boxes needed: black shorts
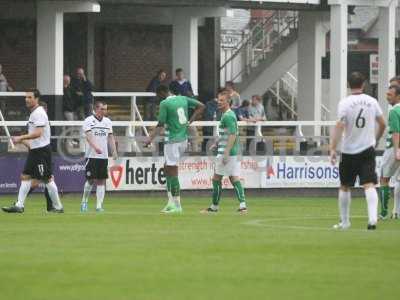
[85,158,108,180]
[23,145,53,181]
[339,147,377,187]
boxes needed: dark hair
[348,72,365,89]
[94,100,104,109]
[225,81,235,88]
[26,88,41,99]
[157,69,166,76]
[241,100,250,107]
[389,85,400,96]
[390,76,400,84]
[175,68,183,74]
[217,87,230,95]
[156,85,170,95]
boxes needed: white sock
[82,181,93,204]
[394,181,400,214]
[365,187,378,225]
[338,190,351,225]
[210,204,219,210]
[167,191,173,206]
[15,180,32,208]
[46,181,63,210]
[239,202,247,209]
[173,196,181,208]
[96,185,105,209]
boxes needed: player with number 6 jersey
[330,72,386,230]
[145,85,205,213]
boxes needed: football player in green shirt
[379,85,400,219]
[145,85,204,213]
[201,88,247,214]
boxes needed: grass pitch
[0,194,399,300]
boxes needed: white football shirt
[83,115,113,159]
[338,93,383,154]
[28,106,51,149]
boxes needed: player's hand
[330,149,337,165]
[396,149,400,161]
[95,147,102,154]
[11,136,22,144]
[209,143,217,151]
[222,154,229,165]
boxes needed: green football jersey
[386,103,400,149]
[217,109,239,156]
[158,95,201,143]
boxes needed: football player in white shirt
[2,89,64,213]
[80,101,117,212]
[330,72,386,230]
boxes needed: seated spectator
[145,69,167,120]
[202,95,221,152]
[169,68,194,97]
[247,95,267,153]
[225,81,241,109]
[0,64,13,92]
[63,75,77,121]
[235,100,251,121]
[71,67,94,118]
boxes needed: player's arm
[388,110,400,160]
[329,120,345,166]
[222,116,238,164]
[375,115,386,144]
[145,101,166,146]
[187,98,205,124]
[12,127,44,144]
[108,134,118,160]
[85,131,102,154]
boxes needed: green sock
[170,176,180,197]
[212,180,222,206]
[232,181,246,204]
[379,185,390,216]
[166,176,172,193]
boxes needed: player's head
[386,85,400,105]
[156,85,171,100]
[39,101,48,113]
[76,67,85,80]
[25,88,41,110]
[348,72,365,90]
[251,95,262,105]
[217,87,231,111]
[93,101,106,118]
[175,68,184,80]
[389,75,400,87]
[157,69,167,81]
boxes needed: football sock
[44,187,53,211]
[232,181,246,205]
[212,180,222,207]
[96,185,105,209]
[81,181,93,203]
[46,181,63,210]
[394,181,400,214]
[170,176,181,208]
[16,180,32,208]
[379,185,390,216]
[365,187,378,225]
[338,190,351,225]
[166,176,173,206]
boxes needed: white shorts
[214,155,241,177]
[381,148,400,178]
[164,140,188,166]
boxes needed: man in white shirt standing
[330,72,386,230]
[80,101,117,213]
[2,89,64,213]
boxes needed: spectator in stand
[225,81,241,109]
[169,68,199,152]
[169,68,194,97]
[63,75,76,121]
[71,67,94,118]
[202,95,222,152]
[0,64,13,92]
[146,69,167,120]
[235,100,251,121]
[247,95,267,153]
